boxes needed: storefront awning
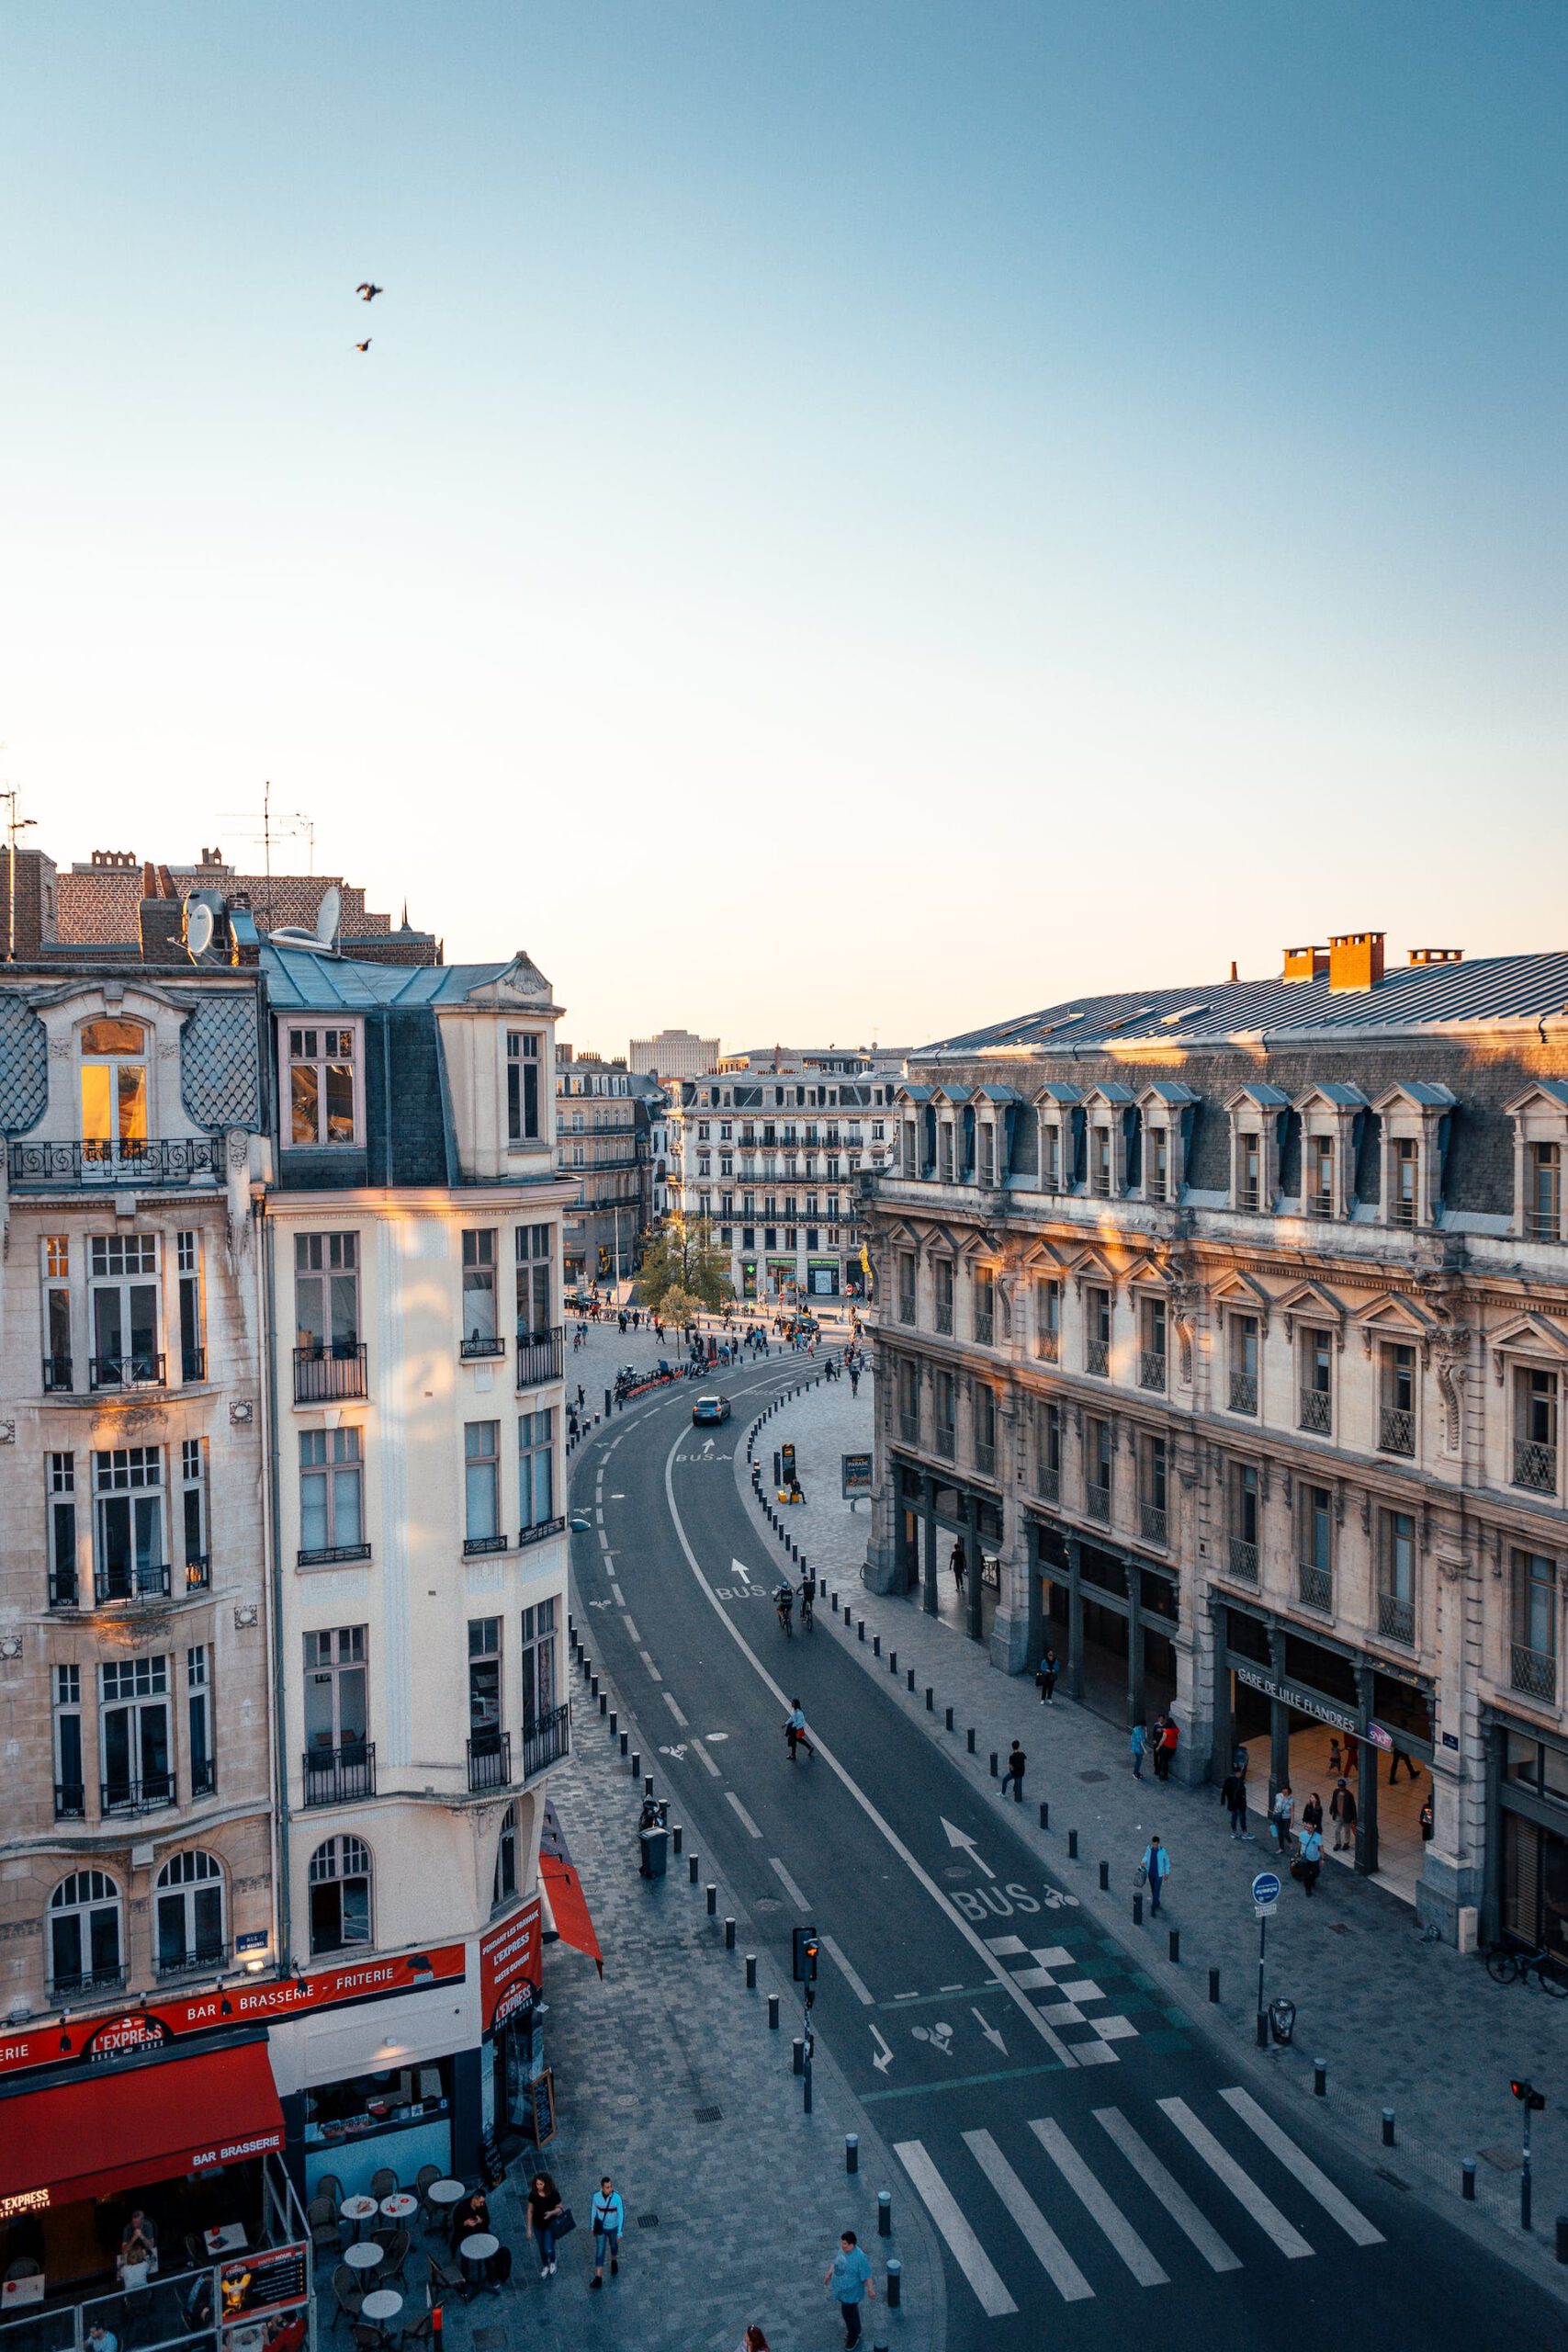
[539,1800,604,1978]
[0,2037,284,2212]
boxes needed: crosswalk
[984,1930,1148,2065]
[896,2086,1383,2316]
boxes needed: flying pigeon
[355,339,371,353]
[356,283,384,302]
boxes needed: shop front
[740,1260,758,1301]
[477,1898,544,2143]
[888,1457,1002,1645]
[765,1256,795,1300]
[1214,1601,1436,1899]
[807,1257,840,1298]
[1030,1518,1179,1732]
[1488,1716,1568,1962]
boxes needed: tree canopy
[636,1216,734,1318]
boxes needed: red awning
[0,2039,284,2210]
[540,1850,603,1978]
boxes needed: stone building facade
[864,935,1568,1951]
[555,1053,660,1286]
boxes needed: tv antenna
[218,783,319,926]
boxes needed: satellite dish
[186,901,215,957]
[315,886,342,947]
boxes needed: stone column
[1066,1536,1085,1702]
[1419,1537,1484,1944]
[1353,1656,1378,1876]
[966,1491,985,1645]
[922,1475,940,1616]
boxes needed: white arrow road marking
[732,1559,754,1587]
[971,2007,1008,2055]
[941,1817,997,1880]
[701,1438,715,1457]
[870,2025,895,2075]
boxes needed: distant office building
[629,1027,720,1081]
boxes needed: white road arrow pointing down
[941,1816,997,1879]
[971,2007,1009,2055]
[870,2024,895,2075]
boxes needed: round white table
[459,2232,499,2290]
[426,2179,466,2209]
[340,2195,379,2239]
[378,2194,418,2222]
[360,2290,403,2324]
[344,2243,384,2273]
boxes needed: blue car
[692,1394,731,1426]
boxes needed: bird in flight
[356,283,384,302]
[355,339,371,353]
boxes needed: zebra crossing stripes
[1218,2087,1385,2246]
[1156,2098,1314,2256]
[961,2130,1093,2302]
[1092,2107,1243,2273]
[894,2139,1018,2318]
[1028,2118,1168,2286]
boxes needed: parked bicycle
[1484,1942,1567,1996]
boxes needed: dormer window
[1238,1133,1261,1212]
[1226,1084,1287,1214]
[1148,1126,1169,1203]
[1308,1135,1334,1220]
[1043,1123,1062,1192]
[1529,1144,1562,1243]
[80,1018,148,1163]
[1090,1126,1112,1199]
[287,1025,360,1148]
[1392,1138,1419,1228]
[1373,1081,1454,1231]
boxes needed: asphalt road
[570,1364,1564,2350]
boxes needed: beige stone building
[866,933,1568,1951]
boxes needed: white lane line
[1219,2088,1384,2246]
[821,1934,874,2007]
[639,1649,662,1681]
[594,1509,604,1526]
[1157,2098,1314,2256]
[692,1740,721,1778]
[663,1426,1078,2067]
[726,1792,763,1839]
[622,1614,641,1641]
[894,2141,1018,2318]
[663,1691,689,1726]
[961,2128,1092,2302]
[1029,2119,1168,2286]
[611,1583,626,1604]
[611,1492,626,1498]
[1093,2109,1241,2273]
[770,1857,809,1908]
[597,1530,610,1551]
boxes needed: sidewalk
[731,1367,1568,2295]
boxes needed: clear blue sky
[3,4,1562,1050]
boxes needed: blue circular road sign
[1252,1871,1281,1907]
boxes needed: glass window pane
[325,1062,355,1143]
[116,1063,148,1141]
[291,1064,319,1145]
[81,1064,112,1142]
[332,1465,362,1546]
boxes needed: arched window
[79,1018,149,1164]
[492,1804,518,1909]
[154,1849,226,1977]
[309,1836,371,1955]
[49,1870,123,1994]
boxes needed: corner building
[865,935,1568,1951]
[262,943,575,2196]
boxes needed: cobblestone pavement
[728,1357,1568,2299]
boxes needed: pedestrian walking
[1036,1645,1059,1705]
[525,2174,565,2276]
[824,2231,874,2349]
[1130,1722,1147,1781]
[1389,1745,1417,1786]
[1140,1833,1171,1917]
[1419,1787,1435,1842]
[1302,1790,1324,1839]
[737,2329,771,2352]
[1329,1774,1358,1851]
[1296,1823,1324,1895]
[950,1541,966,1595]
[1159,1716,1180,1780]
[1270,1782,1294,1853]
[1000,1740,1026,1801]
[1220,1767,1253,1839]
[1326,1737,1343,1781]
[1149,1713,1170,1781]
[784,1701,816,1761]
[589,2177,624,2288]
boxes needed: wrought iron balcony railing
[44,1352,73,1394]
[974,1312,994,1347]
[1377,1589,1416,1645]
[974,1440,997,1479]
[1228,1373,1258,1415]
[467,1732,513,1792]
[90,1351,166,1391]
[460,1334,505,1360]
[1297,1561,1334,1615]
[1379,1407,1416,1456]
[95,1561,172,1605]
[1514,1439,1558,1495]
[519,1702,570,1781]
[1140,1501,1168,1547]
[1037,1464,1060,1502]
[302,1741,377,1805]
[101,1772,176,1815]
[297,1542,372,1567]
[53,1781,86,1819]
[1138,1350,1167,1393]
[516,1326,564,1387]
[1510,1643,1556,1703]
[1085,1339,1110,1377]
[49,1962,126,1997]
[463,1532,510,1556]
[157,1941,229,1981]
[1228,1535,1258,1582]
[933,1424,955,1460]
[1086,1481,1111,1523]
[9,1137,222,1187]
[1299,1386,1332,1435]
[519,1515,565,1549]
[934,1302,953,1336]
[294,1342,367,1403]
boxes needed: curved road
[570,1363,1562,2350]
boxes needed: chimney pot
[1408,945,1462,967]
[1327,931,1385,992]
[1281,944,1329,983]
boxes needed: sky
[2,4,1563,1054]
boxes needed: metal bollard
[1382,2109,1395,2147]
[689,1855,699,1884]
[746,1953,757,1989]
[1314,2058,1326,2097]
[1067,1829,1078,1860]
[926,1687,934,1711]
[873,1635,881,1658]
[1099,1861,1110,1892]
[644,1775,654,1797]
[1554,2209,1566,2259]
[725,1917,736,1951]
[1209,1966,1221,2005]
[858,1620,866,1644]
[1133,1892,1144,1928]
[990,1751,998,1778]
[945,1707,954,1731]
[1461,2159,1476,2201]
[672,1824,682,1855]
[889,1651,897,1674]
[630,1751,640,1779]
[886,2258,901,2310]
[1040,1800,1050,1830]
[793,2037,805,2076]
[619,1733,629,1758]
[609,1710,617,1736]
[908,1668,916,1692]
[877,2190,892,2238]
[967,1727,976,1754]
[832,1593,840,1613]
[846,2134,859,2175]
[1168,1928,1180,1965]
[591,1675,600,1699]
[768,1994,780,2030]
[706,1883,716,1917]
[598,1691,607,1716]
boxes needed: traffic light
[598,1245,612,1275]
[792,1927,819,1983]
[1512,2078,1546,2110]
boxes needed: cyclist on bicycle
[775,1581,795,1635]
[783,1700,816,1761]
[799,1576,816,1630]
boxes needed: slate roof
[261,944,521,1010]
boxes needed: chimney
[1408,945,1462,967]
[1282,944,1329,983]
[1227,960,1238,983]
[1327,931,1385,992]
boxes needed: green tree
[636,1216,734,1317]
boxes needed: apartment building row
[0,877,580,2270]
[554,1049,667,1286]
[863,933,1568,1954]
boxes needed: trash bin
[1269,1997,1296,2046]
[639,1827,669,1880]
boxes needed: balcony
[1379,1407,1416,1457]
[1299,1386,1332,1436]
[95,1561,172,1605]
[1138,1350,1167,1393]
[1228,1373,1258,1415]
[463,1532,510,1557]
[90,1351,166,1392]
[48,1568,81,1610]
[191,1757,217,1798]
[934,1301,953,1336]
[974,1312,995,1347]
[516,1326,564,1387]
[53,1780,85,1818]
[897,1296,917,1328]
[1228,1535,1258,1583]
[1086,1481,1111,1524]
[295,1342,367,1403]
[1037,1464,1060,1503]
[460,1333,505,1361]
[1238,1183,1260,1212]
[157,1941,229,1982]
[49,1962,126,1998]
[1036,1330,1059,1363]
[934,1423,956,1461]
[1377,1589,1416,1646]
[1310,1190,1334,1220]
[468,1731,513,1792]
[181,1344,207,1382]
[302,1741,377,1805]
[297,1542,372,1567]
[101,1772,175,1815]
[519,1514,565,1549]
[1511,1643,1557,1703]
[183,1555,212,1592]
[898,1411,920,1444]
[1391,1197,1418,1228]
[8,1136,222,1188]
[519,1701,570,1780]
[44,1351,74,1393]
[1514,1439,1558,1495]
[1140,1501,1168,1547]
[974,1439,997,1479]
[1528,1209,1560,1243]
[1085,1339,1110,1378]
[1297,1561,1334,1615]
